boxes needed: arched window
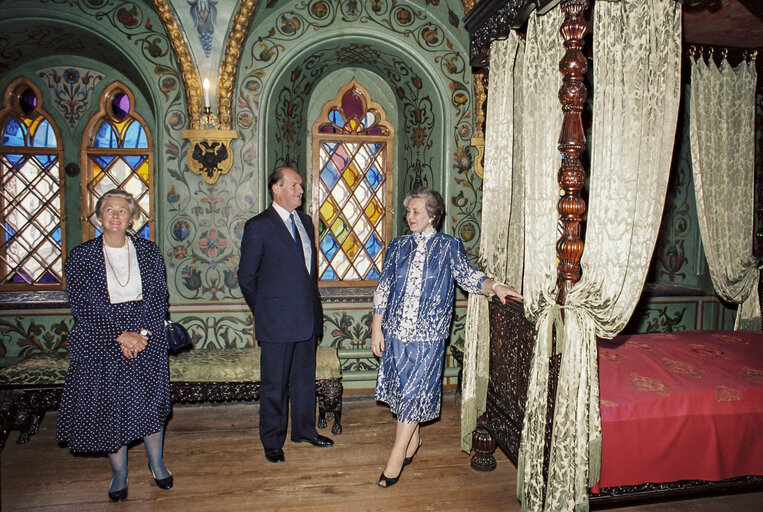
[82,84,153,239]
[0,79,65,289]
[312,80,394,286]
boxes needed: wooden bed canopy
[463,0,763,507]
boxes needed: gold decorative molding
[473,70,486,139]
[152,0,203,129]
[462,0,477,12]
[181,129,238,184]
[219,0,260,130]
[471,137,485,179]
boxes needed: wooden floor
[2,394,761,511]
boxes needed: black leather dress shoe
[291,434,333,447]
[265,448,285,463]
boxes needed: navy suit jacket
[238,205,322,343]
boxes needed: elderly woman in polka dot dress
[371,188,522,488]
[57,189,173,502]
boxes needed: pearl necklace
[103,242,131,288]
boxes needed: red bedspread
[593,330,763,492]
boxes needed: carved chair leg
[471,424,497,471]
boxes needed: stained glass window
[83,86,153,240]
[312,80,393,285]
[0,81,64,289]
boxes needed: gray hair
[95,188,140,222]
[403,187,445,230]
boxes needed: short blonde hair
[95,189,140,222]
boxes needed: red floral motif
[600,400,619,408]
[689,343,724,358]
[660,358,702,378]
[172,246,187,259]
[599,350,621,363]
[715,385,743,402]
[740,366,763,384]
[198,229,227,259]
[629,373,671,396]
[623,340,652,350]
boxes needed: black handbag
[165,319,192,351]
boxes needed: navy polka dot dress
[57,236,171,453]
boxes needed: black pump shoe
[108,480,128,502]
[403,442,422,467]
[149,464,173,490]
[377,465,404,488]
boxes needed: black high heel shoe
[377,465,404,488]
[108,478,128,502]
[403,441,422,467]
[149,464,173,490]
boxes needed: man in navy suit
[239,166,333,463]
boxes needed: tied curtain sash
[518,1,682,511]
[689,56,761,331]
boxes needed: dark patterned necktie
[290,212,302,253]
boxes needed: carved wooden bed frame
[464,0,763,507]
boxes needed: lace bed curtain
[689,57,761,331]
[518,1,682,511]
[461,34,526,451]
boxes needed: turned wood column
[556,0,589,305]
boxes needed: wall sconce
[182,76,237,184]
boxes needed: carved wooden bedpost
[556,0,589,304]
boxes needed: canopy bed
[461,0,763,509]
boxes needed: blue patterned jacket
[373,231,487,342]
[64,235,169,362]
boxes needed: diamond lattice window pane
[313,82,392,282]
[0,111,62,288]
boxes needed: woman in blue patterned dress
[57,189,173,502]
[371,188,521,487]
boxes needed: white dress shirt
[272,201,312,272]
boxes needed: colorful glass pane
[342,233,361,261]
[124,120,148,148]
[341,91,363,120]
[367,268,380,279]
[365,165,382,190]
[93,122,118,148]
[365,233,383,259]
[320,233,339,260]
[3,154,23,166]
[330,216,350,243]
[2,118,25,146]
[343,162,359,189]
[329,109,344,127]
[319,198,339,225]
[365,198,383,226]
[321,160,340,189]
[322,266,337,280]
[331,145,349,172]
[31,119,57,147]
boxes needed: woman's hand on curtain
[493,283,523,304]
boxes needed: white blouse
[103,238,143,304]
